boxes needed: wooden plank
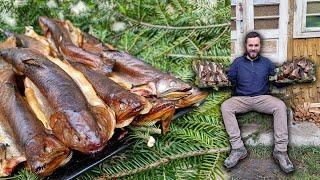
[309,103,320,108]
[310,87,317,100]
[307,38,314,56]
[253,0,280,5]
[278,0,289,64]
[312,39,319,58]
[318,87,320,101]
[303,39,308,57]
[309,109,320,113]
[317,38,320,55]
[293,0,303,38]
[292,40,299,57]
[287,37,293,60]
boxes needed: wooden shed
[231,0,320,105]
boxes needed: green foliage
[0,0,231,179]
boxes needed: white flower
[166,4,175,15]
[58,10,64,20]
[98,1,116,10]
[13,0,26,7]
[111,22,126,32]
[47,0,58,8]
[147,136,155,147]
[70,1,88,15]
[0,12,17,27]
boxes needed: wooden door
[231,0,289,65]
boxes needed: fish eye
[170,82,176,87]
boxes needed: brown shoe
[273,150,295,173]
[224,146,248,168]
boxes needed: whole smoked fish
[0,69,71,176]
[0,48,109,154]
[38,16,114,75]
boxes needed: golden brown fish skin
[80,32,116,52]
[70,62,145,127]
[38,16,114,75]
[59,19,208,107]
[0,69,70,176]
[4,31,50,56]
[132,99,175,134]
[0,36,16,50]
[104,50,191,95]
[0,48,107,154]
[57,23,192,99]
[175,87,209,108]
[105,51,208,107]
[12,30,116,139]
[0,105,26,177]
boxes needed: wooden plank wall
[286,0,320,106]
[287,38,320,105]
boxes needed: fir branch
[133,31,167,55]
[172,0,185,13]
[156,0,170,26]
[167,54,231,60]
[201,26,230,51]
[127,29,147,52]
[187,37,202,56]
[101,147,229,179]
[155,31,195,58]
[118,13,230,30]
[129,126,162,134]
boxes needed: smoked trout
[0,48,110,154]
[60,20,209,107]
[4,30,116,139]
[0,68,71,176]
[38,16,114,75]
[71,62,152,128]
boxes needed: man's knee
[273,100,287,112]
[221,99,232,112]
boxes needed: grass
[236,112,273,142]
[229,110,319,179]
[245,145,320,179]
[231,110,320,179]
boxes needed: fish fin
[23,59,43,68]
[90,106,116,140]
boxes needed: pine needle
[101,147,229,179]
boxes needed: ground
[224,113,320,180]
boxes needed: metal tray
[46,106,195,180]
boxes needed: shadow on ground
[226,156,290,179]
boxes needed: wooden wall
[286,0,320,106]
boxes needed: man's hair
[244,31,263,45]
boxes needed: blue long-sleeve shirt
[228,55,275,96]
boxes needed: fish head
[0,48,26,74]
[0,48,45,75]
[3,30,14,38]
[132,99,175,133]
[50,110,105,154]
[38,16,52,33]
[114,96,144,123]
[25,134,71,176]
[134,99,175,123]
[155,77,192,100]
[175,87,209,108]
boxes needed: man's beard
[245,50,260,60]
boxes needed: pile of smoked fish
[0,17,208,176]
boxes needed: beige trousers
[221,95,288,152]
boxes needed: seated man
[221,31,294,173]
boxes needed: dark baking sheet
[46,106,194,180]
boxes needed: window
[294,0,320,38]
